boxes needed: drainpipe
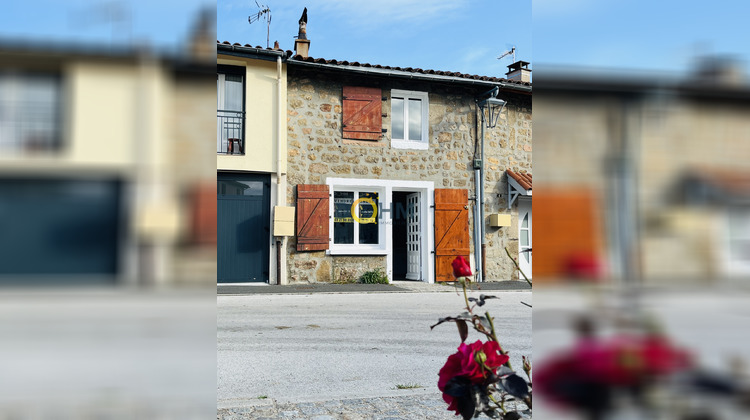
[276,56,283,184]
[474,107,483,283]
[480,113,486,282]
[472,187,481,281]
[274,55,287,285]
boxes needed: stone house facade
[534,62,750,283]
[284,53,532,284]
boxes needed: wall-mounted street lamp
[474,87,507,282]
[478,96,507,129]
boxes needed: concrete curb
[217,280,531,295]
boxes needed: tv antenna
[497,46,516,62]
[248,1,272,48]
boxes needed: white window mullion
[421,97,429,142]
[353,191,360,245]
[404,97,411,141]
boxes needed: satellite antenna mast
[248,1,272,48]
[497,46,516,62]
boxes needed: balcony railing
[217,109,245,155]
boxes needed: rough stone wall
[483,98,533,281]
[287,253,387,284]
[286,67,531,283]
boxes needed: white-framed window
[330,186,386,254]
[0,71,62,153]
[390,89,429,150]
[217,65,245,154]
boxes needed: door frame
[217,172,271,283]
[326,178,435,283]
[518,197,532,279]
[722,206,750,278]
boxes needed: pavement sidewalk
[217,280,531,295]
[217,393,463,419]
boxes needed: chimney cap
[507,60,531,71]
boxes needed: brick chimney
[295,38,310,58]
[694,56,745,87]
[187,8,215,62]
[505,60,531,82]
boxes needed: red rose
[535,334,693,411]
[438,340,509,414]
[452,256,473,279]
[639,336,692,376]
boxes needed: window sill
[391,140,428,150]
[328,246,388,256]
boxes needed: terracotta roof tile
[217,40,286,53]
[692,167,750,195]
[507,169,532,191]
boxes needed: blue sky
[2,1,748,80]
[534,0,750,77]
[0,0,212,51]
[218,0,532,78]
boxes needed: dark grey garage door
[0,178,121,281]
[217,173,270,283]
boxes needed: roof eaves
[217,41,286,58]
[287,57,531,93]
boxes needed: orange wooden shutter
[342,86,382,141]
[296,184,330,251]
[533,187,603,281]
[191,181,216,245]
[434,189,471,282]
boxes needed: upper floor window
[0,71,62,154]
[391,89,428,150]
[217,65,245,155]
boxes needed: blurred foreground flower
[535,316,695,419]
[452,255,473,279]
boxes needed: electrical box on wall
[273,206,295,236]
[489,213,511,227]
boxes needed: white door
[726,208,750,277]
[518,198,532,279]
[406,193,421,280]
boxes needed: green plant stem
[490,394,506,414]
[486,310,512,370]
[505,247,531,286]
[461,279,471,312]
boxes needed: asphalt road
[217,290,532,409]
[0,290,217,419]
